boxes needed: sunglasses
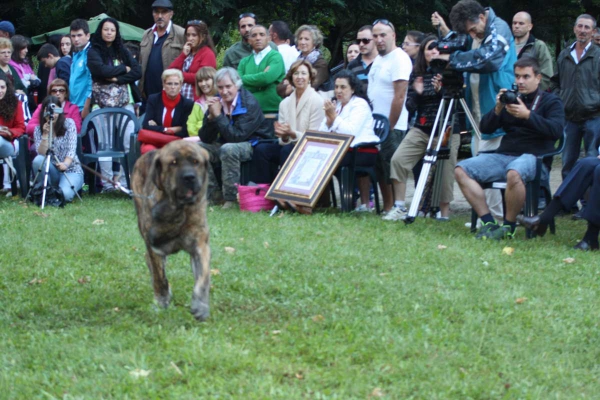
[373,19,395,32]
[239,12,256,20]
[355,38,373,45]
[51,88,66,94]
[187,20,205,27]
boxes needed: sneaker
[382,205,408,221]
[486,225,515,240]
[475,221,499,240]
[353,204,371,213]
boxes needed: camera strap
[530,92,543,113]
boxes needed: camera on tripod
[44,103,64,118]
[499,84,522,105]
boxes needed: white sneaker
[382,206,408,221]
[353,204,371,212]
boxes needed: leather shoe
[573,240,599,251]
[516,215,548,237]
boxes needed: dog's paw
[154,293,171,309]
[190,298,210,321]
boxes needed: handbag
[92,82,130,108]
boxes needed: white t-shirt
[277,43,301,72]
[368,48,412,131]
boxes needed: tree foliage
[3,0,596,66]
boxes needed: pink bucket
[237,184,276,212]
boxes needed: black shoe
[572,208,585,221]
[573,240,599,251]
[516,215,548,237]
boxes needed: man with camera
[454,57,565,240]
[432,0,516,222]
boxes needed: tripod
[404,88,481,224]
[27,106,83,208]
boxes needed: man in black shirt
[455,57,565,240]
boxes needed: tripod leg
[52,154,83,203]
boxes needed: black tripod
[404,88,481,224]
[27,105,82,208]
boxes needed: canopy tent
[31,14,145,45]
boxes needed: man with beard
[223,13,278,70]
[139,0,185,100]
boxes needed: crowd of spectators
[1,0,600,250]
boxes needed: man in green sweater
[238,25,285,113]
[223,13,278,70]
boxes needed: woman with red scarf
[139,69,194,154]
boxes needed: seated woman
[31,95,83,202]
[518,150,600,251]
[140,69,194,154]
[186,66,217,138]
[27,79,82,138]
[318,70,379,209]
[169,20,217,100]
[0,76,25,159]
[252,60,324,183]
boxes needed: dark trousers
[562,118,600,180]
[251,142,282,184]
[555,156,600,226]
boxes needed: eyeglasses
[373,19,395,32]
[239,12,256,21]
[402,42,420,47]
[187,20,205,27]
[355,38,373,45]
[51,88,66,94]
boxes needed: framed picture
[265,131,353,208]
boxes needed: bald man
[512,11,553,90]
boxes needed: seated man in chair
[455,56,565,240]
[199,67,273,208]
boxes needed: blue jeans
[0,136,15,158]
[32,155,84,202]
[562,118,600,180]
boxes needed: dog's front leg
[145,247,171,308]
[190,241,211,321]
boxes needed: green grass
[1,194,599,399]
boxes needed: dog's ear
[151,155,164,191]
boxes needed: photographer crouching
[31,96,83,205]
[454,57,565,240]
[432,0,516,223]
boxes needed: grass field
[1,193,598,399]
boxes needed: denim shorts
[456,153,546,184]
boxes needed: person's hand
[207,97,222,118]
[505,97,531,120]
[494,89,507,114]
[0,126,12,141]
[323,99,337,127]
[148,120,157,126]
[16,89,25,96]
[57,162,68,172]
[125,66,131,73]
[42,121,51,134]
[432,74,443,92]
[183,42,192,56]
[413,76,424,95]
[431,12,450,34]
[107,77,118,83]
[432,53,450,61]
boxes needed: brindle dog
[132,140,211,321]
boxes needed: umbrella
[31,14,146,45]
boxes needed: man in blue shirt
[69,19,92,119]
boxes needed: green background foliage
[3,0,599,66]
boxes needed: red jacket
[0,101,25,144]
[168,46,217,85]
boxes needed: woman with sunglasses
[169,20,216,100]
[384,35,460,222]
[26,79,82,140]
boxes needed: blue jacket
[448,7,517,140]
[69,43,92,112]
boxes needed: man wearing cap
[139,0,185,100]
[0,21,15,38]
[223,13,278,70]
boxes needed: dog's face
[152,141,209,206]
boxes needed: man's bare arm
[389,80,408,129]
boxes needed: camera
[435,32,469,54]
[44,103,64,118]
[500,84,521,105]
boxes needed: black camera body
[436,32,469,54]
[500,84,521,105]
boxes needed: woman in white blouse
[319,69,379,209]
